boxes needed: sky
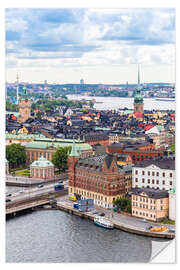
[5,8,175,84]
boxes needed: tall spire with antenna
[16,73,19,104]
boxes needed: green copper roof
[168,187,175,194]
[30,156,54,167]
[25,141,92,151]
[69,140,80,157]
[6,133,46,140]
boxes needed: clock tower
[18,86,31,123]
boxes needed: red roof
[145,124,155,131]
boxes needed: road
[57,195,175,231]
[6,180,68,203]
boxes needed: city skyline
[6,8,175,84]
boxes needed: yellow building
[131,188,169,222]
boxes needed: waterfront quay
[56,196,175,240]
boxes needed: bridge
[6,185,68,217]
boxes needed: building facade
[18,86,31,123]
[68,142,126,209]
[131,187,169,221]
[168,188,175,221]
[132,158,175,191]
[107,141,163,164]
[25,139,93,165]
[30,156,54,179]
[5,159,9,174]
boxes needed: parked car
[58,180,63,183]
[6,199,11,202]
[141,219,148,223]
[19,190,24,193]
[38,184,44,188]
[90,209,98,214]
[146,225,153,231]
[99,212,105,216]
[168,229,175,233]
[7,193,12,197]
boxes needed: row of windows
[133,202,157,210]
[132,211,156,218]
[132,196,156,204]
[135,170,173,178]
[70,188,118,202]
[135,178,173,185]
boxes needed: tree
[113,197,131,213]
[36,111,42,119]
[6,144,27,168]
[52,146,72,173]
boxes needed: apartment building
[132,157,175,191]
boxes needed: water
[6,210,169,263]
[67,95,176,111]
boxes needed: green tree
[6,144,27,168]
[36,111,42,119]
[113,197,131,213]
[52,146,72,173]
[89,100,94,108]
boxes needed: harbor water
[6,210,169,263]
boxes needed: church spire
[138,64,140,86]
[70,139,79,157]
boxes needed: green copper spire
[21,86,28,100]
[69,139,80,157]
[134,64,143,104]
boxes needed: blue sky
[5,8,175,84]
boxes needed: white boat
[94,216,114,229]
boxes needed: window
[142,178,145,183]
[156,180,159,184]
[148,171,150,176]
[170,181,172,186]
[152,179,155,184]
[161,206,163,210]
[135,178,138,182]
[170,173,173,178]
[162,172,165,177]
[156,172,159,176]
[148,179,150,184]
[135,170,138,175]
[152,172,155,176]
[163,180,165,185]
[142,171,145,175]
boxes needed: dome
[30,156,54,167]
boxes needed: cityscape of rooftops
[5,7,175,264]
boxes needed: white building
[132,158,175,191]
[168,188,175,221]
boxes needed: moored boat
[94,216,114,229]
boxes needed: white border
[1,1,179,270]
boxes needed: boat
[94,216,114,229]
[150,226,168,233]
